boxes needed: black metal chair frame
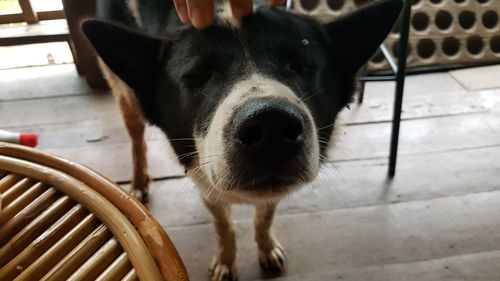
[286,0,411,176]
[359,0,411,176]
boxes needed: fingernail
[178,5,190,24]
[191,8,211,29]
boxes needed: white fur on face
[189,74,320,204]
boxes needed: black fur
[83,0,402,168]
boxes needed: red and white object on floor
[0,129,38,147]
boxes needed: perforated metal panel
[294,0,500,72]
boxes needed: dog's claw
[210,259,237,281]
[259,245,286,273]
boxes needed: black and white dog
[83,1,401,280]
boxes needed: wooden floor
[1,63,500,281]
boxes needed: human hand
[173,0,285,29]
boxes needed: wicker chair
[0,142,189,281]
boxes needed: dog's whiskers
[317,122,336,131]
[302,89,324,102]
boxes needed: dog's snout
[233,100,304,168]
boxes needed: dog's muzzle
[225,98,309,190]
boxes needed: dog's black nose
[232,99,304,169]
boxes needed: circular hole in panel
[327,0,345,10]
[370,49,385,63]
[300,0,320,11]
[412,12,430,31]
[466,36,484,55]
[435,10,453,30]
[476,0,490,4]
[417,39,436,59]
[412,0,421,5]
[454,0,467,4]
[392,41,412,58]
[459,10,476,30]
[429,0,444,5]
[353,0,371,7]
[442,37,461,57]
[490,35,500,54]
[482,10,498,29]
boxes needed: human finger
[186,0,214,29]
[173,0,190,24]
[229,0,253,22]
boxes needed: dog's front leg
[99,61,150,202]
[255,203,286,272]
[204,200,237,281]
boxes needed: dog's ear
[324,0,402,72]
[82,20,166,90]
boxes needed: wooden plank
[363,72,465,97]
[450,65,500,91]
[37,10,65,21]
[44,139,184,183]
[0,13,24,24]
[331,112,500,161]
[270,251,500,281]
[1,71,490,128]
[2,84,498,131]
[12,110,499,182]
[0,64,97,101]
[164,189,500,281]
[0,20,69,46]
[2,95,498,182]
[3,116,165,150]
[0,93,118,129]
[339,88,499,125]
[145,145,500,227]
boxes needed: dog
[82,1,402,280]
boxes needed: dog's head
[83,0,401,202]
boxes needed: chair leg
[357,64,368,104]
[388,0,411,177]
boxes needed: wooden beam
[38,10,65,21]
[0,11,64,25]
[0,13,24,24]
[18,0,38,23]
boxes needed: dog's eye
[182,71,213,87]
[286,61,316,75]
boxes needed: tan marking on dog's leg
[203,199,237,281]
[255,203,286,272]
[99,60,150,202]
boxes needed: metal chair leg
[357,64,368,104]
[388,0,411,177]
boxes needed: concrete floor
[1,63,500,280]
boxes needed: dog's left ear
[324,0,402,73]
[82,20,167,91]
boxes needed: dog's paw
[259,244,286,272]
[210,258,237,281]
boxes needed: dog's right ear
[82,20,166,91]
